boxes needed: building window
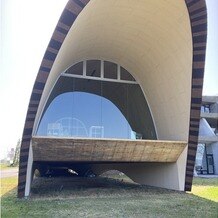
[120,66,136,81]
[36,60,157,140]
[86,60,101,77]
[37,92,134,139]
[65,62,83,75]
[204,105,210,113]
[104,61,117,79]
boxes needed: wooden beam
[32,137,187,163]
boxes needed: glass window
[37,61,157,140]
[101,81,132,139]
[104,61,117,79]
[120,67,135,81]
[37,92,132,139]
[65,62,83,75]
[86,60,101,77]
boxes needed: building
[18,0,207,198]
[196,96,218,175]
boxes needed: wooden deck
[32,137,187,163]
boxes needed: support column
[24,143,33,197]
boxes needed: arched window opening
[36,60,157,140]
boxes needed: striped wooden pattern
[32,137,187,163]
[184,0,207,191]
[18,0,207,197]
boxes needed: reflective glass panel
[104,61,117,79]
[120,66,135,81]
[86,60,101,77]
[37,92,132,139]
[65,62,83,75]
[37,61,157,140]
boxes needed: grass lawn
[190,177,218,203]
[1,177,18,196]
[1,174,218,218]
[0,164,11,170]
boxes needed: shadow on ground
[1,175,217,217]
[31,176,178,199]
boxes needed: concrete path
[196,175,218,178]
[0,168,18,178]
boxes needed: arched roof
[18,0,207,197]
[38,0,192,141]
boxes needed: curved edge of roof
[17,0,207,197]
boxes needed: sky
[0,0,218,159]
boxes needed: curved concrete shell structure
[18,0,207,198]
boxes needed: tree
[12,139,21,166]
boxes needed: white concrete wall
[92,146,187,191]
[24,144,33,197]
[199,118,216,137]
[33,0,192,143]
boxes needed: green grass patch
[2,186,218,218]
[0,163,18,171]
[191,177,218,202]
[1,176,18,196]
[1,176,218,217]
[0,163,10,170]
[193,177,218,186]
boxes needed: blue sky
[0,0,217,159]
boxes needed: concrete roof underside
[36,0,192,142]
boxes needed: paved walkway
[0,168,18,178]
[196,175,218,178]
